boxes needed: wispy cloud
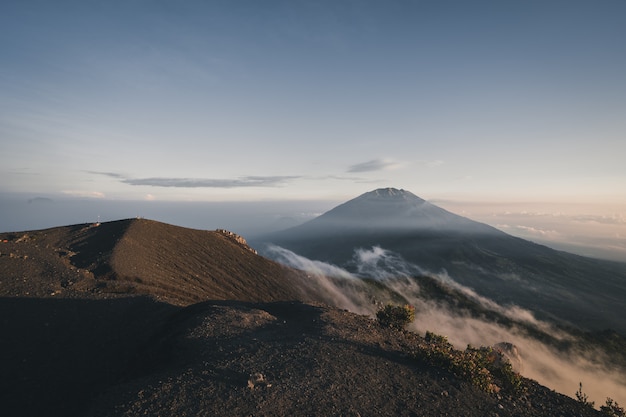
[497,224,560,238]
[571,214,626,225]
[495,210,626,226]
[87,171,125,179]
[88,171,300,188]
[347,159,399,173]
[121,176,300,188]
[424,159,444,168]
[62,190,106,198]
[315,174,386,184]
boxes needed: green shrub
[376,304,415,329]
[412,334,523,394]
[425,331,451,347]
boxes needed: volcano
[257,188,626,334]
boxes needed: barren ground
[0,220,602,416]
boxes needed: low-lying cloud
[62,190,106,198]
[497,224,561,238]
[264,244,626,407]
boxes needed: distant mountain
[257,188,626,334]
[282,187,501,234]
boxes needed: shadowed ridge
[66,218,135,279]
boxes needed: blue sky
[2,0,625,201]
[1,1,626,258]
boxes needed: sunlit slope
[0,218,312,305]
[258,188,626,334]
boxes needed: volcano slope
[257,188,626,335]
[0,219,606,416]
[0,218,314,304]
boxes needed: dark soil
[0,220,603,416]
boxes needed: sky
[1,1,625,260]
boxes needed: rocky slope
[0,219,609,416]
[1,297,603,417]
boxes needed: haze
[1,1,625,261]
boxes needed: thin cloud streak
[87,171,126,179]
[122,176,301,188]
[313,175,386,184]
[88,171,301,188]
[424,159,444,168]
[347,159,399,173]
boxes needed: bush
[413,334,523,394]
[376,304,415,329]
[576,382,595,408]
[601,398,626,417]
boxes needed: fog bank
[266,244,626,407]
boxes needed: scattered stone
[493,342,523,373]
[247,372,271,389]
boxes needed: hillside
[0,297,603,417]
[0,218,314,305]
[0,218,617,416]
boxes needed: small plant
[424,331,451,347]
[376,304,415,329]
[601,398,626,417]
[575,382,595,408]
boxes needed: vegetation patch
[376,304,415,329]
[577,383,626,416]
[601,398,626,416]
[375,303,523,394]
[413,331,523,394]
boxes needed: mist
[0,194,333,237]
[434,200,626,262]
[265,244,626,407]
[3,193,624,264]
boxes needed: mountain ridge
[0,218,315,305]
[257,188,626,334]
